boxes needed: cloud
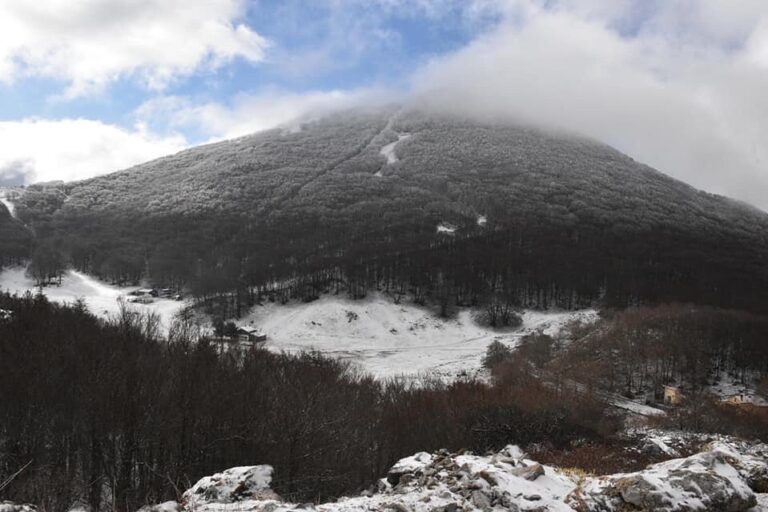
[410,0,768,209]
[0,119,187,183]
[0,0,267,98]
[137,88,395,141]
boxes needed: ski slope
[0,267,186,332]
[240,293,597,379]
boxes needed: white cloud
[411,0,768,209]
[0,0,267,98]
[0,119,187,184]
[137,88,394,141]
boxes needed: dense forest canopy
[6,107,768,311]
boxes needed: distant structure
[663,385,684,406]
[237,326,267,343]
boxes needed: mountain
[10,107,768,311]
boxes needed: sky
[0,0,767,209]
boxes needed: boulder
[181,465,280,509]
[387,452,433,486]
[573,448,758,512]
[511,463,545,481]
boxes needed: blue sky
[0,1,497,136]
[1,0,768,209]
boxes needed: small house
[663,385,684,406]
[236,327,267,343]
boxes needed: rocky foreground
[3,437,767,512]
[133,438,768,512]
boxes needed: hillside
[0,189,32,267]
[11,107,768,311]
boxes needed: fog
[408,0,768,209]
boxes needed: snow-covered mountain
[10,107,768,311]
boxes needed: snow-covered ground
[239,293,597,379]
[0,267,186,332]
[0,189,18,218]
[710,374,768,406]
[379,133,411,165]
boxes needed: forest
[3,294,768,510]
[487,303,768,440]
[0,292,611,512]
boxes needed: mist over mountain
[11,106,768,311]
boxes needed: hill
[10,107,768,312]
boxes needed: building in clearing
[663,385,684,406]
[236,326,267,343]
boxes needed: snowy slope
[0,192,16,218]
[240,293,597,379]
[0,267,186,332]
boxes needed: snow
[436,223,457,234]
[0,267,186,333]
[577,441,761,511]
[710,374,768,406]
[0,189,17,218]
[171,439,767,511]
[646,435,680,456]
[607,392,666,416]
[379,133,411,165]
[240,293,597,379]
[183,465,274,508]
[753,494,768,511]
[389,452,433,475]
[477,215,487,226]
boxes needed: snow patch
[0,267,186,333]
[437,223,457,234]
[710,374,768,406]
[183,466,274,508]
[379,133,411,165]
[240,293,597,380]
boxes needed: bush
[483,340,513,369]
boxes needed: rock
[181,465,278,509]
[0,503,38,512]
[149,436,767,512]
[471,490,492,510]
[576,448,758,512]
[511,463,545,481]
[387,452,433,486]
[478,470,498,486]
[384,503,410,512]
